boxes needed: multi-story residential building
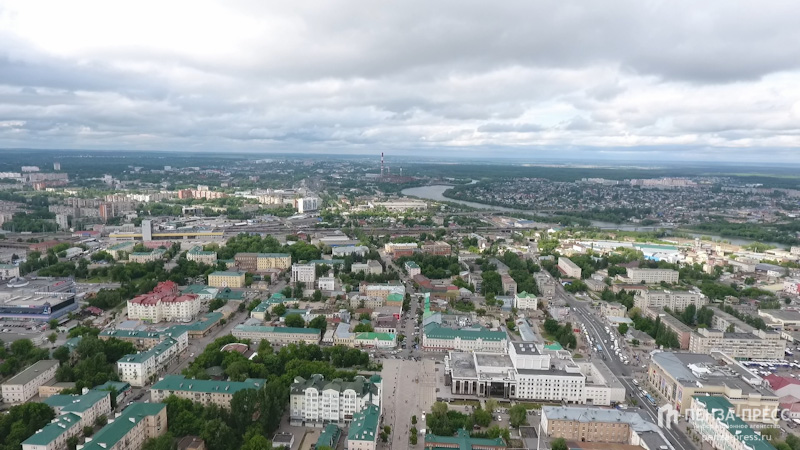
[1,360,59,403]
[423,324,508,353]
[541,406,673,449]
[711,307,755,333]
[117,338,182,387]
[290,374,382,426]
[187,246,217,265]
[0,263,20,279]
[349,294,384,309]
[296,196,320,213]
[332,246,368,257]
[127,281,202,323]
[384,242,418,255]
[232,325,321,345]
[404,261,421,277]
[351,260,382,275]
[80,403,167,450]
[644,307,692,349]
[358,283,404,301]
[535,272,555,301]
[601,301,627,318]
[346,404,380,450]
[107,242,135,259]
[256,253,292,271]
[36,390,112,448]
[558,257,582,279]
[626,268,679,284]
[234,253,259,272]
[100,327,189,353]
[513,292,538,310]
[689,396,777,450]
[634,289,707,310]
[129,248,166,263]
[207,271,246,288]
[501,275,517,296]
[688,327,785,360]
[424,430,506,450]
[151,375,266,408]
[648,352,779,423]
[292,263,316,284]
[421,241,451,256]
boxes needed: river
[401,184,785,247]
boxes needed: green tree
[142,433,176,450]
[48,332,58,344]
[49,319,59,330]
[552,437,568,450]
[509,404,528,427]
[312,290,323,302]
[618,323,628,335]
[53,346,70,363]
[284,313,305,328]
[241,434,273,450]
[272,304,287,317]
[83,426,94,437]
[473,408,492,427]
[308,316,327,333]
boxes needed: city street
[380,358,437,449]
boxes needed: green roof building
[151,375,265,408]
[81,403,167,450]
[691,396,776,450]
[21,412,82,450]
[425,428,506,450]
[347,404,380,445]
[422,323,508,352]
[354,332,397,348]
[316,424,342,449]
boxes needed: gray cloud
[0,1,799,158]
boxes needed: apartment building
[404,261,421,277]
[541,406,673,449]
[127,281,201,323]
[501,275,517,296]
[351,260,382,275]
[207,271,246,288]
[291,263,316,284]
[421,241,451,256]
[80,403,167,450]
[558,257,582,279]
[535,272,556,300]
[108,242,135,259]
[99,327,189,353]
[232,325,321,345]
[648,352,779,423]
[349,294,384,309]
[625,268,679,284]
[151,375,266,409]
[689,327,785,360]
[290,374,382,426]
[128,248,166,263]
[634,289,707,310]
[0,263,20,279]
[318,276,336,291]
[187,246,217,265]
[513,292,538,310]
[257,253,292,270]
[422,324,508,353]
[1,359,59,403]
[117,338,182,387]
[31,390,113,450]
[689,396,777,450]
[346,404,380,450]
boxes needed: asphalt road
[556,284,695,450]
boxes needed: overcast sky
[1,1,799,161]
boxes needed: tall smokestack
[381,152,384,177]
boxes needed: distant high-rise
[141,220,153,242]
[380,152,384,177]
[53,162,61,171]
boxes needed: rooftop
[355,332,395,341]
[424,323,507,342]
[693,396,776,450]
[22,413,82,446]
[424,428,505,450]
[82,403,166,450]
[4,359,58,386]
[652,352,771,395]
[118,337,178,364]
[347,404,380,442]
[152,375,265,394]
[233,325,321,335]
[209,271,245,277]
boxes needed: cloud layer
[1,0,799,158]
